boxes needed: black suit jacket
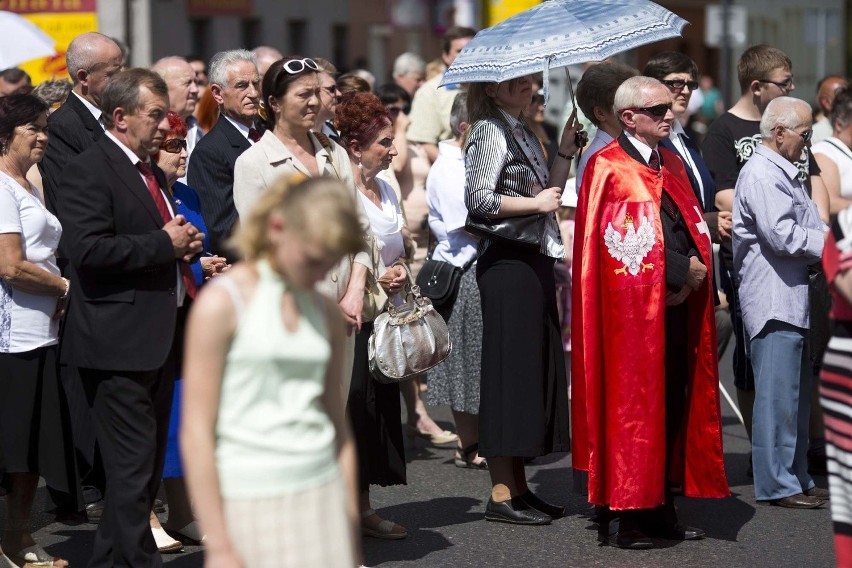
[38,93,104,213]
[186,115,251,255]
[52,135,178,372]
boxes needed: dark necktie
[648,149,660,171]
[136,162,198,299]
[248,127,261,143]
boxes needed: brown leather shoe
[768,493,825,509]
[804,486,830,500]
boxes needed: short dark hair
[442,26,476,54]
[261,56,318,129]
[100,68,168,129]
[642,51,698,82]
[576,61,638,127]
[0,93,48,152]
[375,83,410,106]
[737,45,791,92]
[0,67,31,85]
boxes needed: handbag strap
[824,139,852,162]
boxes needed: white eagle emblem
[604,213,656,276]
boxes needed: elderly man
[39,32,123,212]
[733,96,829,509]
[251,45,283,76]
[52,67,204,567]
[187,50,260,256]
[812,75,849,144]
[574,76,728,549]
[392,52,426,97]
[406,26,475,162]
[151,57,201,153]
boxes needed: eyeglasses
[161,139,187,153]
[624,103,673,117]
[758,76,794,91]
[282,58,320,75]
[661,79,699,91]
[784,126,812,143]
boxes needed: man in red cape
[572,77,729,549]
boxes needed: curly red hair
[335,91,391,151]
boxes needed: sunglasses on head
[625,103,673,117]
[661,79,699,91]
[282,58,320,75]
[160,139,187,153]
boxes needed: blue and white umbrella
[440,0,688,89]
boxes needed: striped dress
[820,207,852,567]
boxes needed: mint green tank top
[213,259,338,499]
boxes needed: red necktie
[248,127,261,142]
[136,162,198,299]
[648,149,661,171]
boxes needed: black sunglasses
[784,126,812,143]
[661,79,699,91]
[758,76,794,91]
[625,103,673,117]
[161,139,187,154]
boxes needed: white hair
[760,96,813,139]
[612,76,666,117]
[393,52,425,78]
[208,49,257,89]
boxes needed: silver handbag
[368,268,452,384]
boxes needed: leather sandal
[454,444,488,470]
[361,509,407,540]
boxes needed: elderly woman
[0,93,77,567]
[181,176,364,568]
[336,91,410,539]
[813,86,852,215]
[233,56,371,396]
[151,111,227,551]
[464,75,583,525]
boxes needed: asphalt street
[9,342,837,567]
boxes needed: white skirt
[224,475,355,568]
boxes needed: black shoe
[645,522,705,541]
[153,498,167,514]
[85,499,105,523]
[485,497,551,525]
[767,493,825,509]
[518,490,565,518]
[598,528,653,550]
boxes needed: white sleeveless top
[812,137,852,198]
[212,259,338,499]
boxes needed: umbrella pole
[564,66,575,112]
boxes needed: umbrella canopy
[0,11,55,70]
[441,0,688,87]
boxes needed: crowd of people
[1,21,851,568]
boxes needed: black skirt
[0,345,82,510]
[476,243,570,458]
[347,322,406,490]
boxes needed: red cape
[572,140,729,510]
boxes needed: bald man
[39,32,124,212]
[152,56,203,180]
[812,75,848,144]
[251,45,283,76]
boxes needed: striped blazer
[464,113,563,258]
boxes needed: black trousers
[80,364,174,568]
